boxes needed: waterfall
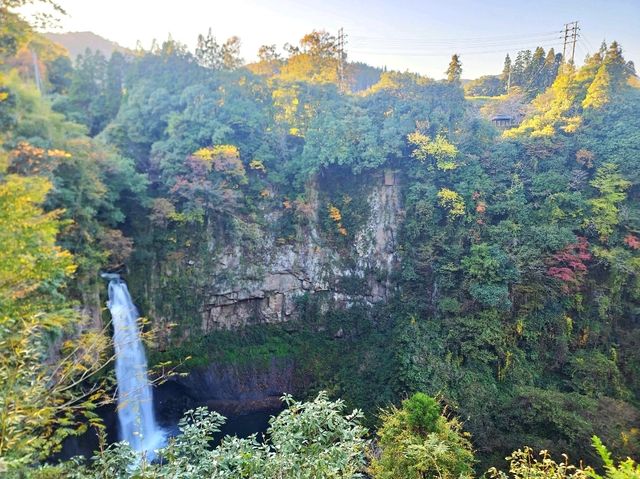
[104,274,165,457]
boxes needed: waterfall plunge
[105,275,165,458]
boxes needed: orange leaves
[98,229,134,268]
[624,234,640,250]
[8,142,72,175]
[328,205,342,223]
[575,148,595,168]
[328,204,347,236]
[472,191,486,225]
[45,149,72,159]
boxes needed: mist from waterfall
[105,275,165,458]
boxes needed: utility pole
[570,21,579,64]
[31,49,42,93]
[337,27,347,92]
[507,68,511,94]
[562,21,579,63]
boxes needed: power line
[578,33,596,55]
[350,41,564,57]
[350,30,562,45]
[348,28,567,58]
[346,23,596,78]
[350,37,564,51]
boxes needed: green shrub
[403,392,440,434]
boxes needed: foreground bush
[487,436,640,479]
[30,391,368,479]
[369,393,475,479]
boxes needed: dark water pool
[217,409,275,443]
[54,405,280,461]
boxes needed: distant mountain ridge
[43,31,131,59]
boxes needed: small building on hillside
[490,114,515,128]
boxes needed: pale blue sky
[27,0,640,79]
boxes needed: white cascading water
[104,274,165,458]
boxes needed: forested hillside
[1,1,640,477]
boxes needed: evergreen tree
[542,48,561,89]
[512,50,527,86]
[626,60,636,76]
[104,51,125,121]
[64,48,107,135]
[370,393,475,479]
[501,53,512,92]
[525,46,546,92]
[603,41,627,85]
[583,41,629,109]
[446,54,462,83]
[46,55,72,94]
[584,61,612,109]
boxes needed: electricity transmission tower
[562,21,579,64]
[337,27,348,92]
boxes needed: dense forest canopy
[1,1,640,477]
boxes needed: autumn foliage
[546,237,592,293]
[624,234,640,250]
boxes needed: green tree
[0,174,109,471]
[446,54,462,83]
[104,51,125,119]
[46,55,72,94]
[587,163,630,241]
[55,48,109,135]
[280,30,340,83]
[370,393,475,479]
[408,131,459,170]
[501,53,512,91]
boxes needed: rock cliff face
[137,171,403,334]
[200,173,402,330]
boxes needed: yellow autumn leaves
[328,204,348,236]
[407,131,459,171]
[437,188,466,218]
[407,131,465,219]
[192,144,247,184]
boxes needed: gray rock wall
[144,171,403,334]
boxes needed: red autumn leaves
[624,234,640,250]
[546,237,591,293]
